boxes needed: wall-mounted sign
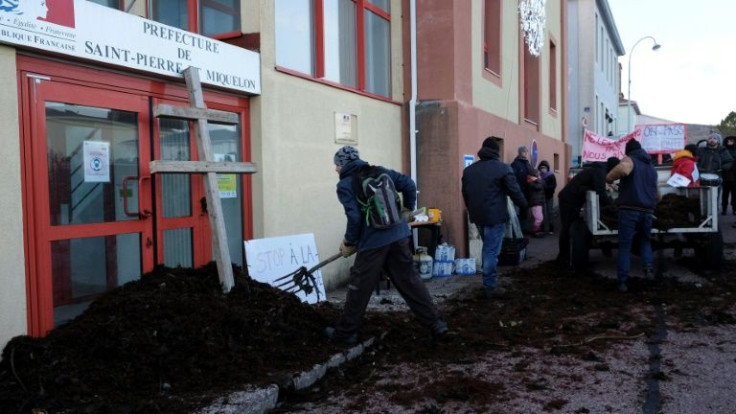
[463,154,474,168]
[0,0,261,94]
[334,112,357,145]
[214,153,237,198]
[83,141,110,183]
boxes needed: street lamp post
[627,36,661,132]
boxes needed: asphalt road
[316,213,736,414]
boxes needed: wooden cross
[150,67,257,293]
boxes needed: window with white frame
[275,0,392,98]
[149,0,241,38]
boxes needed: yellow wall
[252,0,405,289]
[0,45,28,349]
[471,0,564,142]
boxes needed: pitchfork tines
[273,252,343,299]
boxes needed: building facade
[567,0,623,166]
[410,0,568,258]
[0,0,408,348]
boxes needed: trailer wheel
[697,231,724,270]
[570,219,591,270]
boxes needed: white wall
[0,45,28,350]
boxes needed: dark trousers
[542,197,555,233]
[557,202,580,265]
[722,180,736,213]
[334,238,440,338]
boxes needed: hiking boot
[643,267,655,279]
[430,320,449,340]
[483,286,505,299]
[617,282,628,293]
[325,326,358,346]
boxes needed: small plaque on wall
[334,112,358,145]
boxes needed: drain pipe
[409,0,418,186]
[409,0,419,248]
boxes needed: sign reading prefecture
[0,0,261,94]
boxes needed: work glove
[340,239,357,258]
[401,207,414,222]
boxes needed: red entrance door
[22,75,154,335]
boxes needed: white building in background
[567,0,624,167]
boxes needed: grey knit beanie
[518,146,529,156]
[333,145,360,166]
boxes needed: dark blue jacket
[336,159,414,251]
[511,156,533,194]
[558,163,611,209]
[617,149,658,211]
[462,147,528,226]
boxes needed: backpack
[353,165,403,229]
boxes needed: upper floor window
[549,40,557,112]
[88,0,122,9]
[275,0,392,98]
[149,0,241,38]
[483,0,501,75]
[523,45,540,125]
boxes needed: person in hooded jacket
[462,137,528,298]
[538,160,557,234]
[606,139,658,293]
[670,143,700,188]
[720,136,736,214]
[327,145,448,345]
[556,157,620,268]
[526,168,546,236]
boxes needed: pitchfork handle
[307,252,343,274]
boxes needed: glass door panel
[29,79,153,333]
[158,117,196,267]
[52,233,141,326]
[210,121,243,266]
[46,102,140,225]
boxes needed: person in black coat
[462,137,528,297]
[538,160,557,234]
[556,157,620,267]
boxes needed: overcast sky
[609,1,736,126]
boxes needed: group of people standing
[509,146,558,236]
[325,132,734,344]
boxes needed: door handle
[138,176,152,218]
[122,176,138,217]
[200,196,208,216]
[122,175,152,218]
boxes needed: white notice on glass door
[83,141,110,183]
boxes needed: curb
[197,336,375,413]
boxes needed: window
[149,0,240,37]
[483,0,501,75]
[549,40,557,111]
[523,45,540,124]
[275,0,392,98]
[87,0,122,9]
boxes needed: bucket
[428,208,442,223]
[414,247,433,280]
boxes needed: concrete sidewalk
[327,210,736,310]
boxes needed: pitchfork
[273,252,343,300]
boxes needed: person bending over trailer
[556,157,620,268]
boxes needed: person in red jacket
[670,144,700,187]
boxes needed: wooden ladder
[150,67,258,293]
